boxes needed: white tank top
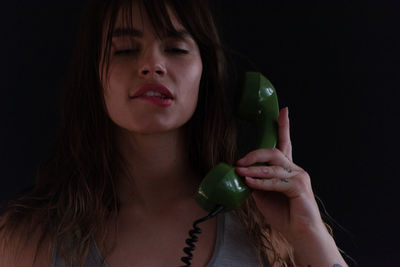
[52,211,265,266]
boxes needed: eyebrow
[112,27,192,40]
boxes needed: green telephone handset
[195,71,280,213]
[180,72,280,266]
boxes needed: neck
[116,126,201,213]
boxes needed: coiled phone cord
[180,205,224,267]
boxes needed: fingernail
[237,167,248,173]
[245,176,256,182]
[236,158,247,165]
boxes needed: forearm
[291,225,348,267]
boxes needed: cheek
[103,75,128,122]
[179,56,202,94]
[102,66,131,111]
[103,92,121,124]
[191,59,203,99]
[179,61,202,111]
[103,65,127,96]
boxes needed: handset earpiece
[237,71,279,149]
[194,72,280,213]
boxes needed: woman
[0,0,348,266]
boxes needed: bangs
[99,0,188,85]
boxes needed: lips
[131,83,174,99]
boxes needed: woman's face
[101,4,203,134]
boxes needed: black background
[1,1,399,266]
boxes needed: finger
[236,165,294,179]
[236,148,292,168]
[277,107,292,161]
[245,169,312,199]
[244,176,303,199]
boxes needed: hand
[235,107,326,243]
[235,107,348,266]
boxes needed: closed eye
[166,48,189,54]
[114,48,188,56]
[114,49,138,55]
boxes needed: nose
[138,46,167,78]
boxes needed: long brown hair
[0,0,295,266]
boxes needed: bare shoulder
[0,215,52,267]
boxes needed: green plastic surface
[195,72,279,212]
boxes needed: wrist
[290,225,348,267]
[287,217,329,245]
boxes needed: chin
[118,121,188,136]
[111,110,194,136]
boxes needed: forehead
[111,2,186,38]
